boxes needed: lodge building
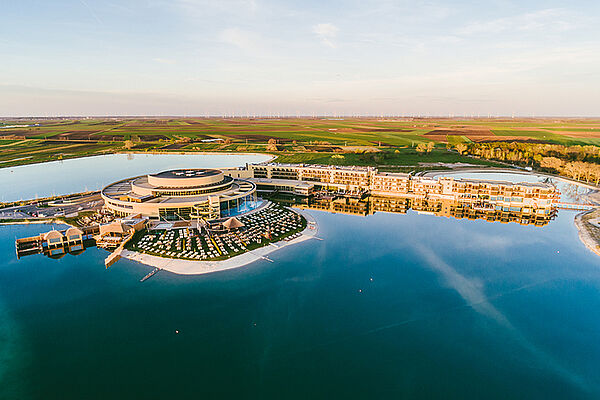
[226,163,559,215]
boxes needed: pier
[555,202,595,211]
[15,225,99,259]
[140,268,160,282]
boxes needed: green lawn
[273,148,498,168]
[492,129,600,146]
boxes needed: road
[0,193,104,220]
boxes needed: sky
[1,0,600,117]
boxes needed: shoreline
[119,209,319,276]
[0,150,276,171]
[0,219,73,227]
[574,210,600,257]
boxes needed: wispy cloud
[153,58,176,65]
[414,243,510,326]
[459,8,580,36]
[175,0,258,16]
[79,0,103,26]
[413,243,590,390]
[312,23,338,48]
[218,27,261,52]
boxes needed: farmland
[1,117,599,169]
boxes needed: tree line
[454,142,600,184]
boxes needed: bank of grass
[0,139,116,168]
[272,148,500,168]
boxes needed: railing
[555,202,595,211]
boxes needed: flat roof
[256,163,374,172]
[447,177,554,189]
[376,172,410,178]
[151,169,221,179]
[253,178,314,188]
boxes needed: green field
[492,129,600,146]
[1,117,599,169]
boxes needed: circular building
[101,169,257,220]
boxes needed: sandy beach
[574,210,600,257]
[120,210,319,275]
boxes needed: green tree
[455,143,467,155]
[426,142,435,153]
[416,143,427,154]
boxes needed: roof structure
[223,217,244,229]
[99,221,131,236]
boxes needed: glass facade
[159,207,194,221]
[220,193,260,218]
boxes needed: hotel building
[100,164,557,222]
[101,169,258,220]
[227,163,558,215]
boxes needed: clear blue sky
[2,0,599,116]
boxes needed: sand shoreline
[574,210,600,257]
[120,209,319,275]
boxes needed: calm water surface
[1,160,600,399]
[0,153,271,202]
[1,210,600,399]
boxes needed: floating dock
[140,268,160,282]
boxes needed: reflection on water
[274,194,557,227]
[3,167,600,399]
[0,152,272,202]
[18,192,556,263]
[2,201,600,399]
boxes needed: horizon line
[2,115,600,120]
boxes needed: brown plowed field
[423,128,496,142]
[225,134,294,143]
[56,131,100,139]
[160,143,188,150]
[420,135,448,142]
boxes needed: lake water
[0,152,272,202]
[1,158,600,399]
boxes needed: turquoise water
[1,160,600,398]
[1,208,600,399]
[0,153,271,202]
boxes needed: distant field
[0,117,598,168]
[273,148,498,169]
[492,129,600,146]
